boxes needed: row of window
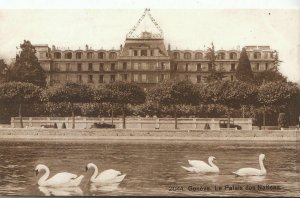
[52,62,270,72]
[52,62,169,72]
[173,51,271,60]
[73,74,166,84]
[174,52,238,60]
[53,52,117,60]
[174,63,236,72]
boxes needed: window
[195,52,203,59]
[197,63,202,71]
[231,63,236,71]
[77,75,82,83]
[123,62,127,70]
[160,74,165,81]
[185,63,189,71]
[110,75,115,82]
[98,52,105,59]
[150,50,154,56]
[197,75,201,83]
[122,74,128,81]
[174,63,178,71]
[174,52,180,59]
[77,63,82,71]
[184,52,191,59]
[231,75,234,81]
[255,63,260,71]
[254,52,261,59]
[265,63,269,70]
[99,75,104,83]
[87,52,93,59]
[65,52,72,59]
[109,52,117,59]
[75,52,82,59]
[208,63,212,71]
[99,63,104,71]
[66,63,70,71]
[142,74,147,82]
[134,50,138,56]
[141,50,147,56]
[161,62,165,70]
[88,75,93,83]
[66,74,71,82]
[218,52,225,60]
[52,63,59,71]
[219,63,224,70]
[88,63,93,71]
[133,74,139,82]
[54,52,61,59]
[229,52,237,59]
[111,63,115,71]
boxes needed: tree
[236,47,254,83]
[272,50,282,72]
[254,70,287,85]
[148,80,198,129]
[205,42,224,82]
[0,82,41,128]
[0,59,9,83]
[258,81,299,128]
[44,82,94,129]
[101,81,146,129]
[9,40,47,87]
[205,80,257,128]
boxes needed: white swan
[86,163,126,185]
[35,164,84,187]
[181,156,219,173]
[233,154,266,176]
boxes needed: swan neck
[208,159,218,169]
[38,166,50,186]
[90,164,99,182]
[259,158,266,172]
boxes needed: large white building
[34,9,276,87]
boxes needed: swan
[35,164,84,187]
[233,154,266,176]
[181,156,219,173]
[86,163,126,185]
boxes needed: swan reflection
[242,175,266,183]
[38,186,83,196]
[90,183,120,192]
[184,173,220,183]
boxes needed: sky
[0,0,299,82]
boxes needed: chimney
[120,44,123,51]
[168,43,171,51]
[52,45,56,51]
[85,44,89,51]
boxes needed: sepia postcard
[0,0,299,197]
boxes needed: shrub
[61,122,66,129]
[204,123,210,130]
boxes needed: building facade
[34,10,276,87]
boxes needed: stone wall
[0,128,298,142]
[11,117,253,130]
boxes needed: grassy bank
[0,128,298,141]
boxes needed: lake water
[0,139,298,196]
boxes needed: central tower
[119,9,171,87]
